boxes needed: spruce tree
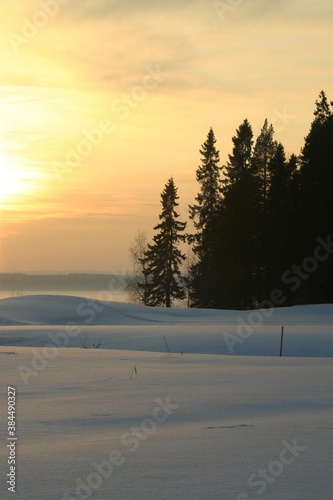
[189,128,222,308]
[251,119,277,300]
[300,91,333,243]
[189,128,221,229]
[220,119,258,309]
[265,143,298,299]
[223,118,253,185]
[143,178,187,308]
[298,91,333,303]
[313,90,332,125]
[252,119,276,215]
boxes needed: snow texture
[0,295,332,499]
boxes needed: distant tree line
[0,273,128,292]
[130,91,333,309]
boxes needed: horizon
[0,270,132,275]
[1,0,332,273]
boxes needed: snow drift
[0,295,332,357]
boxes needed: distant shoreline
[0,290,130,303]
[0,273,129,293]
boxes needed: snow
[0,295,332,499]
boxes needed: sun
[0,166,24,203]
[0,153,35,204]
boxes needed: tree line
[0,273,128,292]
[129,91,333,309]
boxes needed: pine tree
[189,128,222,308]
[143,178,187,308]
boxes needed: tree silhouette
[143,178,187,307]
[189,128,222,308]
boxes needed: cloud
[62,0,202,20]
[221,0,333,21]
[62,0,332,23]
[3,0,332,96]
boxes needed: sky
[0,0,332,274]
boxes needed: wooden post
[279,326,284,357]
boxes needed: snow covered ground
[0,295,332,499]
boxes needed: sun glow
[0,153,37,204]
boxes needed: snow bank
[0,295,332,357]
[1,294,333,326]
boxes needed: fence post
[279,326,284,357]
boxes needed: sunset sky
[0,0,332,273]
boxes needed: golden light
[0,152,37,204]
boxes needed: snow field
[0,296,332,499]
